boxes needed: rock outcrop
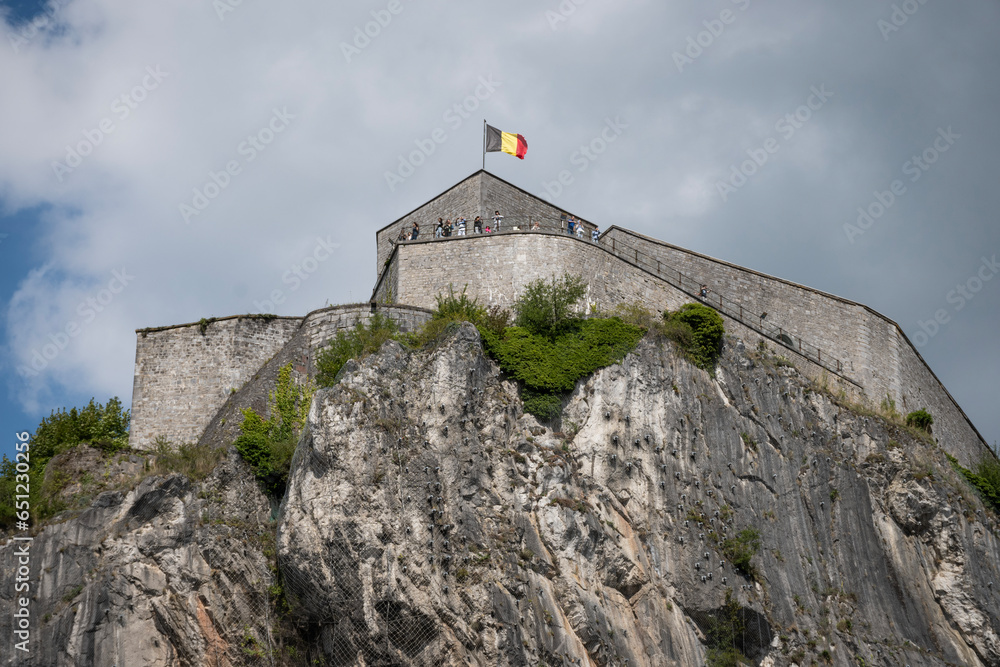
[276,324,1000,666]
[3,323,999,666]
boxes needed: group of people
[564,215,600,242]
[397,209,599,243]
[399,210,507,241]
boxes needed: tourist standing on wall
[575,223,584,240]
[492,210,503,232]
[410,221,419,240]
[457,217,467,235]
[473,216,483,234]
[435,218,444,238]
[591,226,600,243]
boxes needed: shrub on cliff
[905,408,934,432]
[401,278,643,421]
[706,589,753,666]
[316,314,399,387]
[479,276,644,421]
[662,303,725,370]
[514,273,588,339]
[721,527,761,580]
[404,285,510,348]
[483,319,644,395]
[32,397,130,469]
[235,364,313,497]
[0,397,130,530]
[949,453,1000,513]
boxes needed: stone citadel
[129,170,993,467]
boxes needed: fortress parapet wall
[303,304,432,355]
[130,316,302,451]
[383,230,990,466]
[130,305,433,451]
[600,227,989,465]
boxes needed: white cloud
[0,0,997,450]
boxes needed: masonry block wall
[479,171,595,235]
[375,171,596,270]
[303,304,432,354]
[388,230,989,465]
[130,316,303,451]
[129,306,433,451]
[600,227,988,465]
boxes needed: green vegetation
[721,527,761,579]
[948,454,1000,513]
[513,274,589,339]
[0,397,130,530]
[905,408,934,432]
[150,438,226,482]
[662,303,725,370]
[402,285,509,349]
[479,275,644,421]
[234,364,314,498]
[32,397,130,468]
[706,590,752,666]
[316,314,400,386]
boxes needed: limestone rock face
[0,457,276,667]
[4,323,999,666]
[277,324,1000,666]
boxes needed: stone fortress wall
[377,225,991,466]
[375,170,597,269]
[132,170,993,467]
[129,305,431,451]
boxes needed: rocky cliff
[3,323,999,666]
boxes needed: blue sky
[2,0,999,462]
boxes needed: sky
[1,0,998,461]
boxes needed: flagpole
[482,120,486,171]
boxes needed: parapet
[129,306,432,451]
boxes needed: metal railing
[379,223,853,382]
[602,234,853,381]
[391,216,599,242]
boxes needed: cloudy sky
[1,0,998,460]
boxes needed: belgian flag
[485,124,528,160]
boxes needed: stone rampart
[302,303,432,355]
[130,316,303,451]
[130,305,433,451]
[600,227,991,465]
[386,229,991,465]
